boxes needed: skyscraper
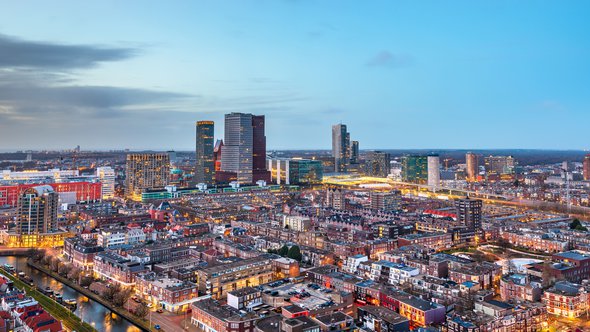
[213,139,224,172]
[195,121,215,185]
[125,153,170,200]
[455,197,483,237]
[218,113,270,184]
[350,141,359,164]
[465,152,478,182]
[584,154,590,181]
[332,124,350,173]
[366,151,391,177]
[427,155,440,189]
[401,155,428,184]
[16,185,58,235]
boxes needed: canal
[0,256,141,332]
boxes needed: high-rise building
[370,191,400,211]
[332,124,350,173]
[213,139,223,172]
[401,155,428,184]
[366,151,391,177]
[16,185,58,234]
[484,155,516,175]
[267,158,323,185]
[465,152,479,182]
[350,141,359,164]
[96,166,116,199]
[455,197,483,237]
[125,153,170,200]
[427,155,440,188]
[218,113,270,184]
[195,121,215,185]
[584,154,590,181]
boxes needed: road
[148,309,200,332]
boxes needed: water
[0,256,141,332]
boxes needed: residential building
[136,272,199,312]
[543,281,589,318]
[125,153,170,200]
[357,305,409,332]
[96,166,116,199]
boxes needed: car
[156,309,164,313]
[154,325,161,330]
[147,303,154,308]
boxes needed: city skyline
[1,1,589,151]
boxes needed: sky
[0,1,589,151]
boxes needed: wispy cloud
[0,34,138,70]
[366,50,413,68]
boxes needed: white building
[370,260,419,285]
[283,215,311,232]
[343,254,369,274]
[97,229,126,248]
[427,155,440,189]
[96,166,116,199]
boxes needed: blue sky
[0,1,589,151]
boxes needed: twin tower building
[195,112,270,186]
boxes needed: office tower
[484,155,516,175]
[218,113,270,184]
[251,115,270,182]
[401,155,428,184]
[96,166,116,199]
[195,121,215,185]
[213,139,223,172]
[366,151,391,177]
[584,154,590,181]
[465,152,478,182]
[332,124,350,173]
[16,185,58,234]
[427,155,440,188]
[267,158,323,185]
[455,197,483,236]
[350,141,359,164]
[125,153,170,200]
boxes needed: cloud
[366,50,413,68]
[0,34,137,70]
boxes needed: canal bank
[0,266,97,332]
[0,256,140,332]
[27,260,151,332]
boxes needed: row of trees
[26,249,149,319]
[268,245,303,261]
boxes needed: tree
[113,288,132,307]
[278,245,289,257]
[135,303,149,319]
[570,219,588,232]
[287,245,303,262]
[58,264,72,277]
[26,248,45,262]
[68,267,82,282]
[80,276,93,288]
[50,257,60,272]
[103,284,121,302]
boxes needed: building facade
[195,121,215,185]
[125,153,170,200]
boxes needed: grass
[1,269,97,332]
